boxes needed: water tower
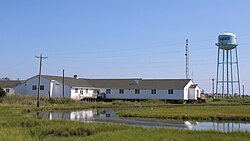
[215,32,241,97]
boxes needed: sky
[1,0,250,95]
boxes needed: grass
[117,105,250,121]
[83,129,250,141]
[0,106,131,140]
[0,94,250,140]
[1,106,250,141]
[0,94,144,111]
[206,97,250,105]
[116,97,250,121]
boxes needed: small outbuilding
[0,80,22,94]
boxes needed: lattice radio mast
[185,39,190,79]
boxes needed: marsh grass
[83,128,250,141]
[0,94,77,105]
[117,105,250,121]
[1,95,250,140]
[1,107,250,141]
[0,127,34,141]
[0,107,131,140]
[207,97,250,105]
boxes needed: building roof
[189,84,198,88]
[88,79,191,89]
[42,75,93,87]
[41,75,191,90]
[0,80,22,88]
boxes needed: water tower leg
[216,48,220,98]
[230,50,233,97]
[222,49,225,98]
[226,50,229,97]
[235,48,241,97]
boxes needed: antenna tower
[185,39,189,79]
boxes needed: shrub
[0,87,6,97]
[46,97,76,104]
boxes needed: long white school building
[14,75,201,101]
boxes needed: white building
[14,75,95,98]
[0,80,21,94]
[14,75,201,101]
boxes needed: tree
[0,87,6,97]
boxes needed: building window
[40,85,44,90]
[119,89,124,94]
[32,85,37,90]
[80,90,83,94]
[86,89,88,93]
[151,89,156,94]
[135,89,140,94]
[6,89,9,93]
[75,88,78,93]
[106,89,111,94]
[168,89,173,94]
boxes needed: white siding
[100,88,184,100]
[70,87,97,99]
[195,86,201,99]
[14,83,26,94]
[184,80,194,100]
[3,88,15,94]
[14,76,200,101]
[188,86,201,100]
[188,88,196,100]
[14,76,72,98]
[50,80,71,98]
[14,76,50,97]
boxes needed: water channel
[36,109,250,132]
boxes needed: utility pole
[185,39,189,79]
[242,85,245,98]
[63,69,65,97]
[35,54,47,108]
[212,78,215,100]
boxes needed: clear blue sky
[1,0,250,94]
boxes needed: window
[6,89,9,93]
[119,89,124,94]
[168,89,173,94]
[75,88,78,93]
[219,37,230,41]
[151,89,156,94]
[32,85,37,90]
[86,89,88,93]
[40,85,44,90]
[80,90,83,94]
[135,89,140,94]
[106,89,111,94]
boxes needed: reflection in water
[36,109,250,132]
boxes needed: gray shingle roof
[0,80,22,88]
[88,79,191,89]
[42,75,191,90]
[189,84,198,88]
[43,75,92,87]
